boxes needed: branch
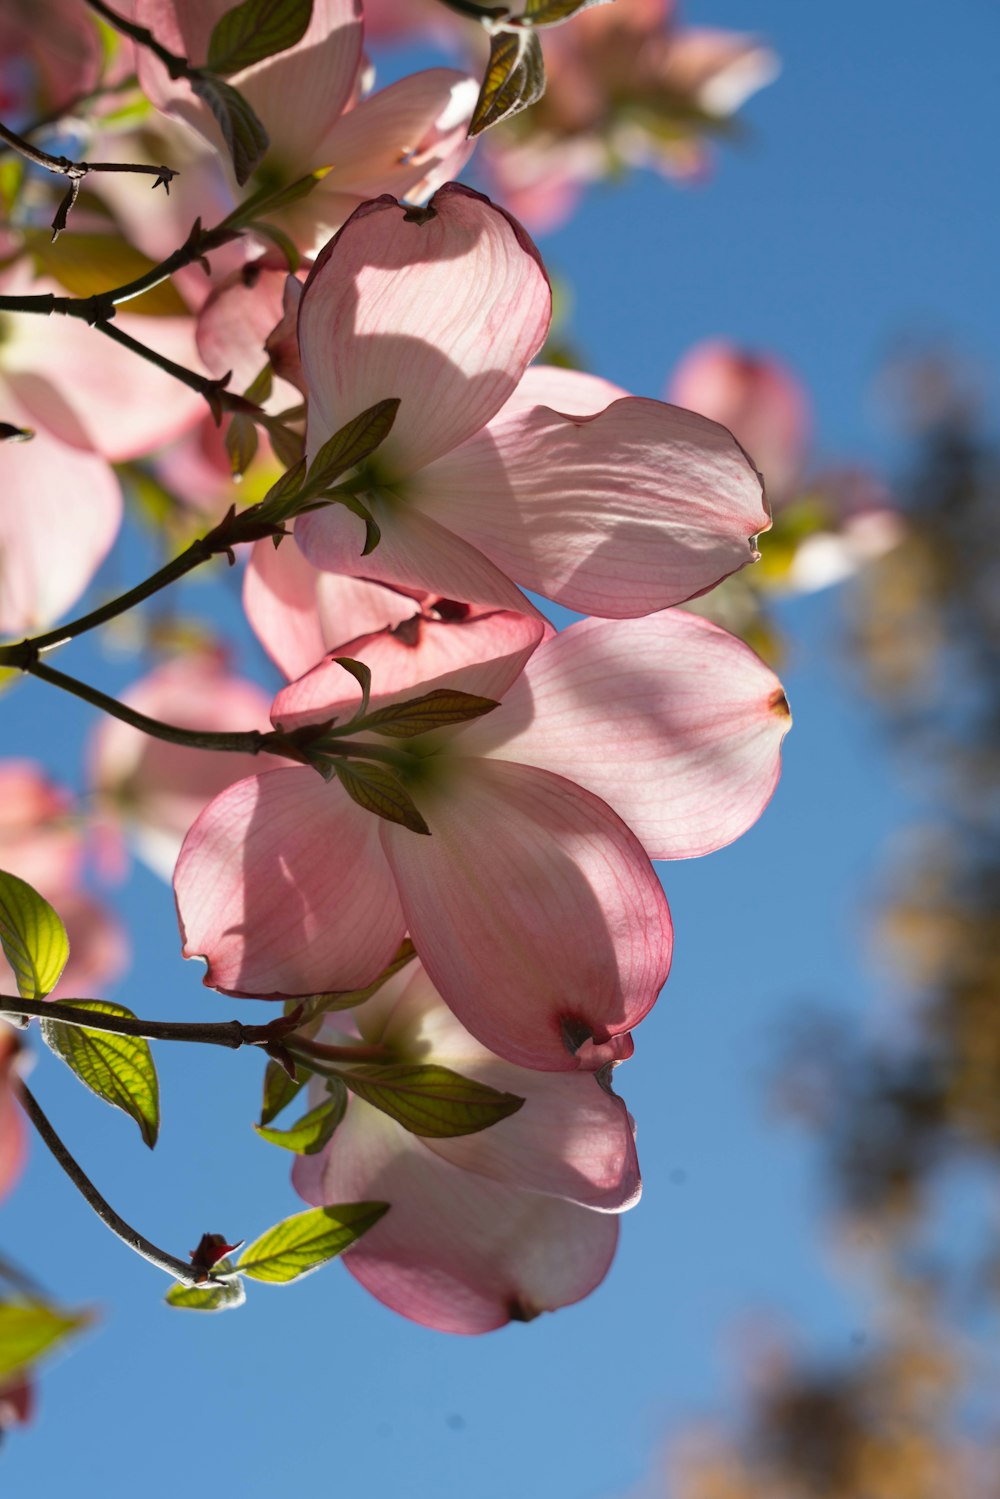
[0,119,176,241]
[84,0,193,81]
[0,994,298,1051]
[18,1082,203,1286]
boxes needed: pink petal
[0,762,83,895]
[409,396,769,616]
[136,0,363,170]
[499,363,628,419]
[271,608,544,731]
[365,963,640,1209]
[244,540,419,680]
[196,260,293,393]
[464,609,791,859]
[0,422,121,635]
[294,487,542,615]
[174,768,405,997]
[4,309,204,462]
[298,184,551,477]
[381,759,672,1071]
[667,340,810,505]
[294,1099,619,1333]
[310,69,478,204]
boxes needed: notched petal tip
[506,1296,542,1324]
[769,687,792,720]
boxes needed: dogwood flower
[293,959,636,1332]
[175,597,788,1069]
[294,184,770,617]
[136,0,477,250]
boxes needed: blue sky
[2,2,996,1496]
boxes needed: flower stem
[18,1082,202,1286]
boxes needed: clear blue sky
[2,3,996,1496]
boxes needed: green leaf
[254,1081,346,1153]
[341,1063,524,1137]
[207,0,313,76]
[286,938,416,1023]
[333,657,371,723]
[216,171,322,232]
[0,1301,92,1382]
[237,1201,388,1284]
[27,232,189,315]
[0,869,69,1000]
[358,689,500,739]
[257,455,306,524]
[191,74,270,185]
[259,1057,306,1125]
[305,398,401,496]
[335,492,381,555]
[40,1001,160,1148]
[332,761,429,835]
[165,1276,246,1312]
[470,27,546,135]
[264,416,305,470]
[225,411,258,477]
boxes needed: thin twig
[18,1082,202,1286]
[0,119,176,240]
[0,994,296,1051]
[84,0,193,81]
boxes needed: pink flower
[293,959,635,1332]
[89,653,280,880]
[136,0,477,249]
[174,598,788,1069]
[294,184,770,617]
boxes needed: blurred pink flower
[295,184,770,617]
[89,652,280,881]
[0,1028,26,1203]
[481,0,778,233]
[293,958,634,1332]
[668,340,811,507]
[0,762,127,999]
[0,0,103,117]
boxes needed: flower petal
[244,539,419,680]
[298,183,550,476]
[271,608,544,731]
[381,759,672,1071]
[294,1099,619,1333]
[174,768,404,997]
[294,487,542,615]
[464,609,791,859]
[409,395,769,616]
[367,963,640,1209]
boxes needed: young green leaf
[259,1057,307,1125]
[332,657,372,723]
[523,0,610,24]
[357,689,500,739]
[470,28,546,135]
[304,397,401,495]
[332,761,430,835]
[27,232,189,316]
[340,1063,524,1137]
[191,75,270,185]
[0,868,69,1001]
[0,1301,92,1382]
[207,0,314,76]
[225,410,258,477]
[216,171,322,232]
[254,1083,346,1153]
[237,1201,388,1284]
[165,1276,246,1312]
[40,1001,160,1148]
